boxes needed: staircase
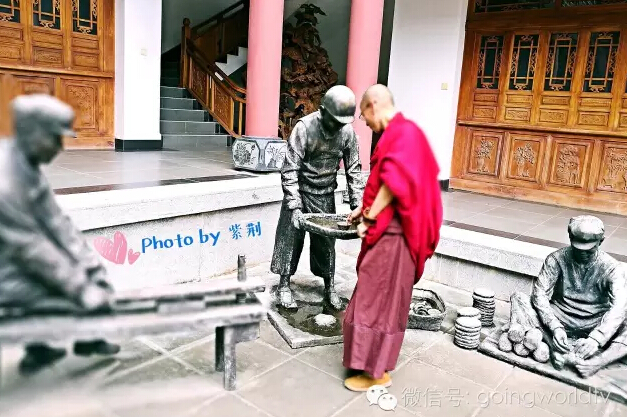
[159,59,231,149]
[215,46,248,77]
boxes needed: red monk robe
[342,112,443,380]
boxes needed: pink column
[245,0,285,138]
[345,0,385,169]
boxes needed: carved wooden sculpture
[278,4,339,140]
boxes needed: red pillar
[345,0,385,169]
[245,0,284,138]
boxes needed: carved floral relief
[469,134,501,176]
[554,144,583,185]
[600,147,627,192]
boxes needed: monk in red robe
[342,85,443,391]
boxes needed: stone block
[232,136,287,172]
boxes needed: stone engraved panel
[264,141,287,170]
[508,137,542,181]
[232,140,260,169]
[468,132,502,176]
[551,142,587,187]
[598,145,627,192]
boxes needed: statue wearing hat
[0,94,120,375]
[270,85,364,311]
[500,215,627,378]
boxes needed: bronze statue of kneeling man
[501,215,627,378]
[0,95,120,375]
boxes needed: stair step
[161,77,179,87]
[160,97,195,110]
[161,68,180,79]
[160,86,189,99]
[160,108,207,122]
[162,134,230,148]
[160,120,218,134]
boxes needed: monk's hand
[347,205,363,223]
[573,338,599,359]
[552,328,572,354]
[357,222,369,238]
[291,209,303,229]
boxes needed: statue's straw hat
[568,215,604,250]
[12,94,76,138]
[321,85,356,124]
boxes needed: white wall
[161,0,242,52]
[115,0,162,141]
[387,0,467,180]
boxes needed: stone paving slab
[0,251,625,417]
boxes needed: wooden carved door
[0,0,114,148]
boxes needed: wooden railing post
[180,18,191,88]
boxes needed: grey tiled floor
[0,253,624,417]
[442,190,627,257]
[43,143,242,190]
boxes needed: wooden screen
[0,0,114,148]
[452,1,627,214]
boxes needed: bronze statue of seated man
[0,95,120,375]
[501,215,627,378]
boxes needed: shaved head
[359,84,396,133]
[361,84,394,108]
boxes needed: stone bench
[0,255,266,391]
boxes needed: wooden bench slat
[0,301,267,344]
[114,277,266,304]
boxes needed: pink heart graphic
[128,249,140,265]
[93,231,128,265]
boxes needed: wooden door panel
[465,130,504,178]
[547,137,593,190]
[61,78,99,132]
[596,142,627,193]
[0,0,114,148]
[505,133,547,184]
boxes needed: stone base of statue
[232,136,287,172]
[266,214,360,348]
[479,327,627,404]
[266,280,351,349]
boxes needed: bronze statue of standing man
[271,85,364,311]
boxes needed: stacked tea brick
[454,307,482,350]
[472,288,496,327]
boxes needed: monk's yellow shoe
[344,372,392,392]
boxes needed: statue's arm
[0,199,89,302]
[282,122,306,210]
[343,130,364,210]
[531,254,563,332]
[588,267,627,347]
